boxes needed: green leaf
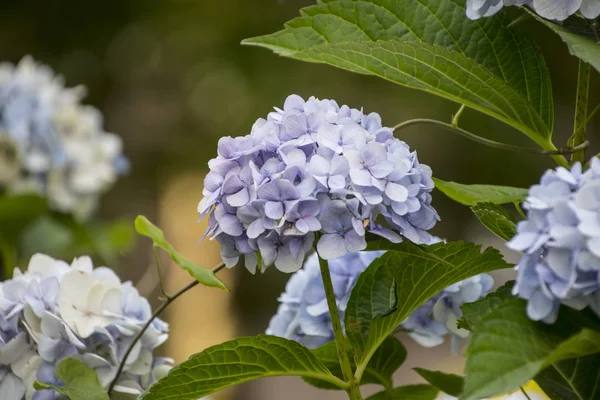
[347,240,512,367]
[458,281,514,331]
[305,336,406,391]
[535,355,600,400]
[367,384,439,400]
[34,358,109,400]
[471,203,517,241]
[414,368,464,397]
[434,178,529,206]
[533,14,600,73]
[135,215,227,291]
[140,335,347,400]
[461,299,600,400]
[244,0,554,145]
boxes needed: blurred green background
[0,1,597,398]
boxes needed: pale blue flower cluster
[0,254,170,399]
[508,160,600,323]
[267,250,493,349]
[467,0,600,20]
[0,57,128,219]
[401,273,494,348]
[266,251,384,348]
[198,94,438,273]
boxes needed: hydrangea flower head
[0,57,128,219]
[466,0,600,20]
[508,159,600,323]
[198,94,439,273]
[401,273,494,349]
[0,254,170,399]
[267,249,494,349]
[266,251,384,348]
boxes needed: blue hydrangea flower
[267,249,493,349]
[0,57,128,219]
[198,95,439,273]
[401,273,494,349]
[466,0,600,20]
[0,254,171,399]
[266,251,384,348]
[508,160,600,323]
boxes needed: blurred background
[0,0,597,398]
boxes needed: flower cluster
[508,160,600,323]
[0,57,128,219]
[401,273,494,349]
[0,254,170,399]
[267,250,493,349]
[466,0,600,20]
[198,94,438,273]
[266,251,384,348]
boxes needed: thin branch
[451,104,466,127]
[107,262,226,395]
[520,386,532,400]
[392,118,589,155]
[514,202,527,220]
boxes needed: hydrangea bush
[2,1,600,400]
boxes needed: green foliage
[134,215,227,291]
[140,335,347,400]
[434,178,528,206]
[458,281,514,331]
[348,240,512,369]
[535,355,600,400]
[367,384,439,400]
[414,368,464,397]
[533,14,600,73]
[462,297,600,400]
[0,194,49,239]
[243,0,555,147]
[305,336,406,391]
[470,203,517,240]
[34,358,109,400]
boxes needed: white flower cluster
[0,57,128,219]
[0,254,170,399]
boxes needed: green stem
[317,255,363,400]
[568,60,591,164]
[514,202,526,220]
[392,119,584,163]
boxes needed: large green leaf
[471,202,517,241]
[414,368,464,397]
[461,298,600,400]
[243,0,554,146]
[135,215,227,291]
[140,335,347,400]
[458,281,514,331]
[367,384,439,400]
[305,336,406,391]
[34,358,109,400]
[533,14,600,73]
[434,178,529,206]
[535,355,600,400]
[347,240,512,369]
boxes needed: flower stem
[107,262,226,395]
[392,118,587,159]
[317,255,363,400]
[568,60,591,164]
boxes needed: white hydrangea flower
[0,254,170,399]
[0,56,128,219]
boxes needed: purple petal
[265,201,284,220]
[317,234,347,260]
